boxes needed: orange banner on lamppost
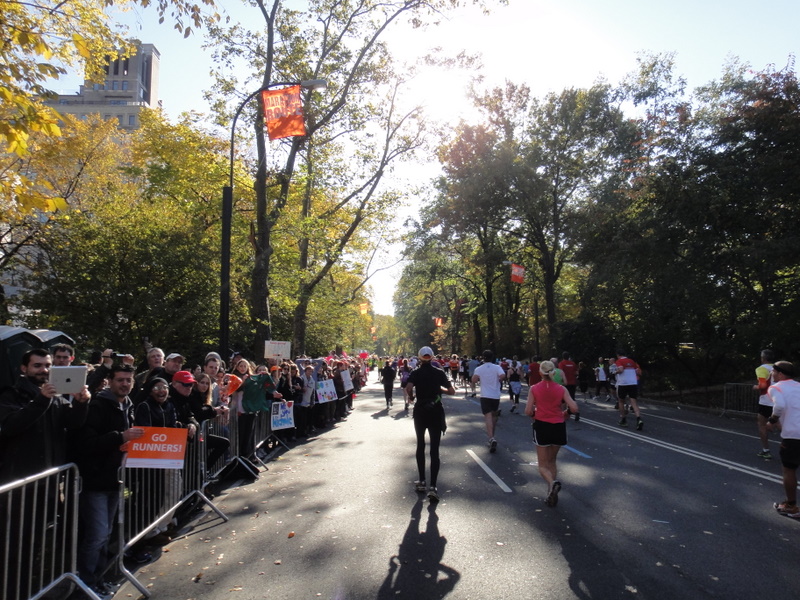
[262,85,306,140]
[359,303,369,315]
[511,264,525,283]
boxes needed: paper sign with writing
[125,427,188,469]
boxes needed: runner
[754,349,776,459]
[472,350,506,453]
[524,360,580,507]
[615,350,644,430]
[507,358,523,413]
[405,347,455,503]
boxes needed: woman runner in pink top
[524,360,580,507]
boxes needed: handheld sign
[124,427,188,469]
[271,401,295,431]
[264,340,291,361]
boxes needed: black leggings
[383,384,394,402]
[414,416,442,487]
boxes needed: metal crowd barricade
[0,464,100,600]
[251,409,289,467]
[722,383,758,416]
[119,427,228,598]
[224,397,272,478]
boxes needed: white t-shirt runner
[474,363,506,399]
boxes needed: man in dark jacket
[0,348,90,599]
[0,348,90,484]
[70,364,143,593]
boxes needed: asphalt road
[117,378,800,600]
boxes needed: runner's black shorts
[779,438,800,469]
[757,404,773,418]
[532,420,567,447]
[480,397,500,415]
[617,384,638,400]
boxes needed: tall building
[47,42,160,130]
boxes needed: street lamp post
[219,79,327,357]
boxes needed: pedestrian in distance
[404,346,455,503]
[524,360,580,507]
[766,361,800,518]
[471,349,506,453]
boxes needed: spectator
[135,347,165,388]
[52,343,75,366]
[171,370,229,474]
[0,348,90,483]
[70,364,144,595]
[297,364,316,437]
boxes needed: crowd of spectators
[0,341,372,599]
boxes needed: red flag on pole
[262,85,306,140]
[511,264,525,283]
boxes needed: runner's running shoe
[546,480,562,507]
[774,501,800,517]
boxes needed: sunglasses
[178,381,193,387]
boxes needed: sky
[54,0,800,315]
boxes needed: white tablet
[49,366,87,395]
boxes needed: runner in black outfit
[405,346,455,503]
[379,359,397,410]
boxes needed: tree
[0,0,216,213]
[205,0,505,356]
[8,111,230,357]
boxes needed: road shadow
[376,499,460,599]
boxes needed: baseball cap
[172,370,196,384]
[165,353,184,362]
[418,346,434,359]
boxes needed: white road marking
[581,418,784,484]
[466,449,513,492]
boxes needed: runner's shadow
[376,499,460,599]
[370,408,391,420]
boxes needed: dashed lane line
[466,449,513,493]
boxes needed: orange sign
[262,85,306,140]
[125,427,189,469]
